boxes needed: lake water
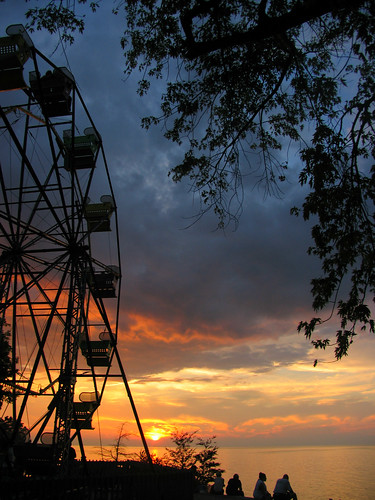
[82,445,375,500]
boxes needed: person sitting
[253,472,272,500]
[211,472,225,495]
[226,473,244,496]
[273,474,297,500]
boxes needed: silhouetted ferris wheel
[0,25,150,474]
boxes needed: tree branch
[182,0,365,59]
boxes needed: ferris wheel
[0,25,150,473]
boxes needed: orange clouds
[234,413,375,440]
[121,313,239,345]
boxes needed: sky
[1,1,375,451]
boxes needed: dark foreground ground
[194,495,254,500]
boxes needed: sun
[147,427,165,441]
[149,432,162,441]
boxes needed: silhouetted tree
[0,416,29,445]
[165,430,223,485]
[137,449,167,465]
[165,430,197,470]
[0,319,14,409]
[98,423,131,462]
[21,0,375,360]
[194,436,224,486]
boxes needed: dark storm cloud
[119,177,319,334]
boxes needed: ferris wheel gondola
[0,24,150,474]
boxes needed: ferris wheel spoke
[3,248,67,316]
[18,167,70,245]
[12,269,71,439]
[18,268,58,396]
[0,106,70,241]
[0,210,64,250]
[0,164,19,243]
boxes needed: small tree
[165,430,224,485]
[194,436,224,486]
[165,430,197,470]
[137,449,167,465]
[99,423,130,462]
[0,416,30,447]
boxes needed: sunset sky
[1,1,375,450]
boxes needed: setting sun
[147,427,166,441]
[150,433,161,441]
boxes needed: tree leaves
[165,430,224,485]
[25,5,85,44]
[0,320,15,409]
